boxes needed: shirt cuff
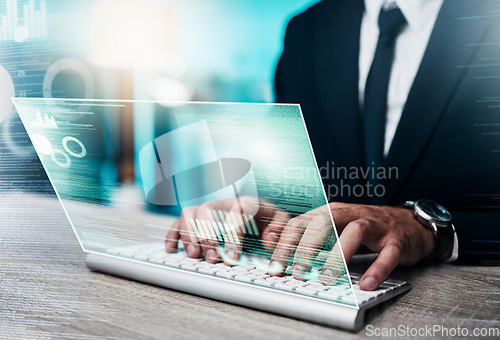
[445,232,459,263]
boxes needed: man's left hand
[268,203,437,291]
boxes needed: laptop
[13,98,411,331]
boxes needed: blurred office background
[0,0,319,193]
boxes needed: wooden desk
[0,193,498,339]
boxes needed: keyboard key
[385,278,405,286]
[134,252,152,260]
[355,293,376,303]
[235,274,257,283]
[180,264,199,271]
[214,263,231,271]
[285,277,305,286]
[296,286,321,295]
[378,283,398,291]
[107,248,121,255]
[198,267,217,275]
[215,271,235,279]
[340,293,356,305]
[163,258,181,267]
[119,249,136,257]
[251,269,268,276]
[271,276,290,283]
[306,282,327,291]
[232,267,252,274]
[318,290,342,301]
[274,283,298,291]
[264,276,281,281]
[235,265,256,271]
[149,257,166,264]
[254,279,274,287]
[183,258,202,263]
[197,262,216,268]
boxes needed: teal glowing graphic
[13,98,355,308]
[0,0,47,43]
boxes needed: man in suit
[165,0,499,291]
[272,0,500,290]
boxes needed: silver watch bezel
[404,199,454,235]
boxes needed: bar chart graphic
[0,0,47,42]
[31,109,58,129]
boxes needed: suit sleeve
[274,9,316,105]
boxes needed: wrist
[401,199,455,262]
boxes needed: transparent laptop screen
[13,98,356,307]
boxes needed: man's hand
[269,202,436,291]
[165,197,290,265]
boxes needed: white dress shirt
[359,0,458,261]
[359,0,443,156]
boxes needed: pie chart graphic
[144,157,254,206]
[139,121,258,209]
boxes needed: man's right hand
[165,197,291,265]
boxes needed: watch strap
[427,224,455,261]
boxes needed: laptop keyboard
[108,243,407,306]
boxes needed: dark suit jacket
[275,0,500,265]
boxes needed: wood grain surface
[1,193,498,339]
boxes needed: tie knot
[378,6,407,42]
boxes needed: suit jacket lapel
[381,0,492,203]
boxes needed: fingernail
[267,261,284,275]
[206,249,217,262]
[187,244,197,257]
[165,241,175,253]
[165,246,177,254]
[320,269,334,285]
[269,231,280,242]
[293,264,304,279]
[226,250,237,260]
[362,276,377,291]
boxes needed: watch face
[416,199,452,223]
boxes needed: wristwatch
[402,199,455,261]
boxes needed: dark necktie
[363,5,407,168]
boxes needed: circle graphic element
[31,134,53,155]
[43,58,95,119]
[62,136,87,158]
[0,65,15,124]
[51,149,71,168]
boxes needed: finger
[223,203,247,266]
[220,196,262,265]
[165,219,181,253]
[252,200,282,230]
[260,209,290,252]
[328,202,354,210]
[292,212,332,280]
[178,207,202,258]
[268,213,311,276]
[320,219,369,285]
[195,203,223,263]
[185,198,242,261]
[329,204,363,233]
[359,242,402,291]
